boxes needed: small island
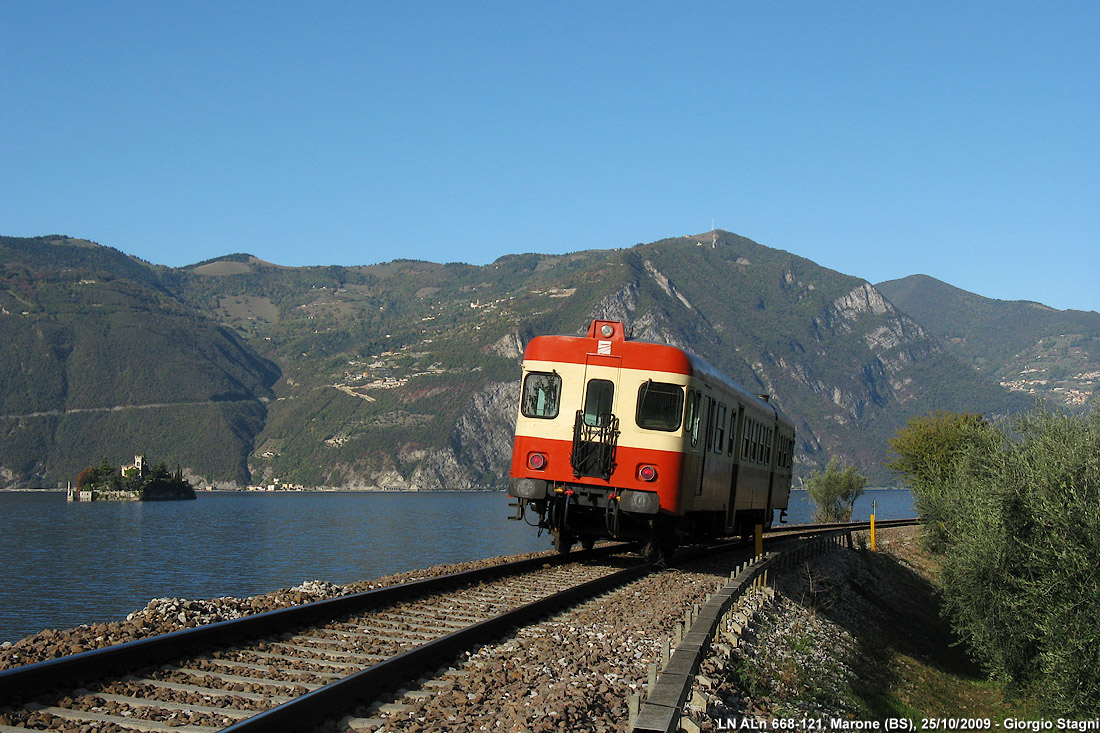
[67,455,196,501]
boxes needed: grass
[839,529,1041,722]
[697,529,1047,727]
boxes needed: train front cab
[509,321,693,558]
[508,320,795,560]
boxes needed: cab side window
[636,381,685,431]
[521,371,561,419]
[686,389,702,446]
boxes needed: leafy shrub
[805,457,867,522]
[889,407,1100,715]
[886,410,995,549]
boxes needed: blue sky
[3,2,1097,312]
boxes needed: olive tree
[886,410,994,549]
[936,409,1100,715]
[887,406,1100,715]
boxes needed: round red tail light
[527,453,547,470]
[638,464,658,482]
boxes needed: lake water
[0,488,913,644]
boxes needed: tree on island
[75,456,196,500]
[75,465,97,490]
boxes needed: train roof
[522,320,794,430]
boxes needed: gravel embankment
[332,527,925,732]
[2,528,928,733]
[682,526,929,730]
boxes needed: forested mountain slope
[2,232,1034,489]
[878,274,1100,411]
[0,236,279,488]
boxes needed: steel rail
[221,558,655,731]
[0,517,919,732]
[768,517,917,534]
[0,543,625,701]
[240,521,921,732]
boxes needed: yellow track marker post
[870,498,877,551]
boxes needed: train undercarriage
[511,481,771,563]
[510,480,668,560]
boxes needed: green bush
[886,410,995,549]
[890,407,1100,715]
[805,457,867,522]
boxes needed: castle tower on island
[121,455,145,479]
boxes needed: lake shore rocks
[0,548,559,671]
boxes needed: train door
[571,355,621,480]
[725,405,745,531]
[765,420,777,528]
[680,388,704,508]
[706,400,728,503]
[694,393,713,496]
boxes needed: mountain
[0,236,280,488]
[2,232,1041,489]
[877,274,1100,411]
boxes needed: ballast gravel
[0,529,923,733]
[332,527,922,732]
[0,549,562,671]
[332,557,753,732]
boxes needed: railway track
[0,547,647,732]
[0,520,914,732]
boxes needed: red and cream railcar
[508,319,796,559]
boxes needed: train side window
[714,402,727,453]
[765,427,773,465]
[521,371,561,419]
[636,381,685,431]
[583,379,615,427]
[742,417,752,459]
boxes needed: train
[508,319,796,561]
